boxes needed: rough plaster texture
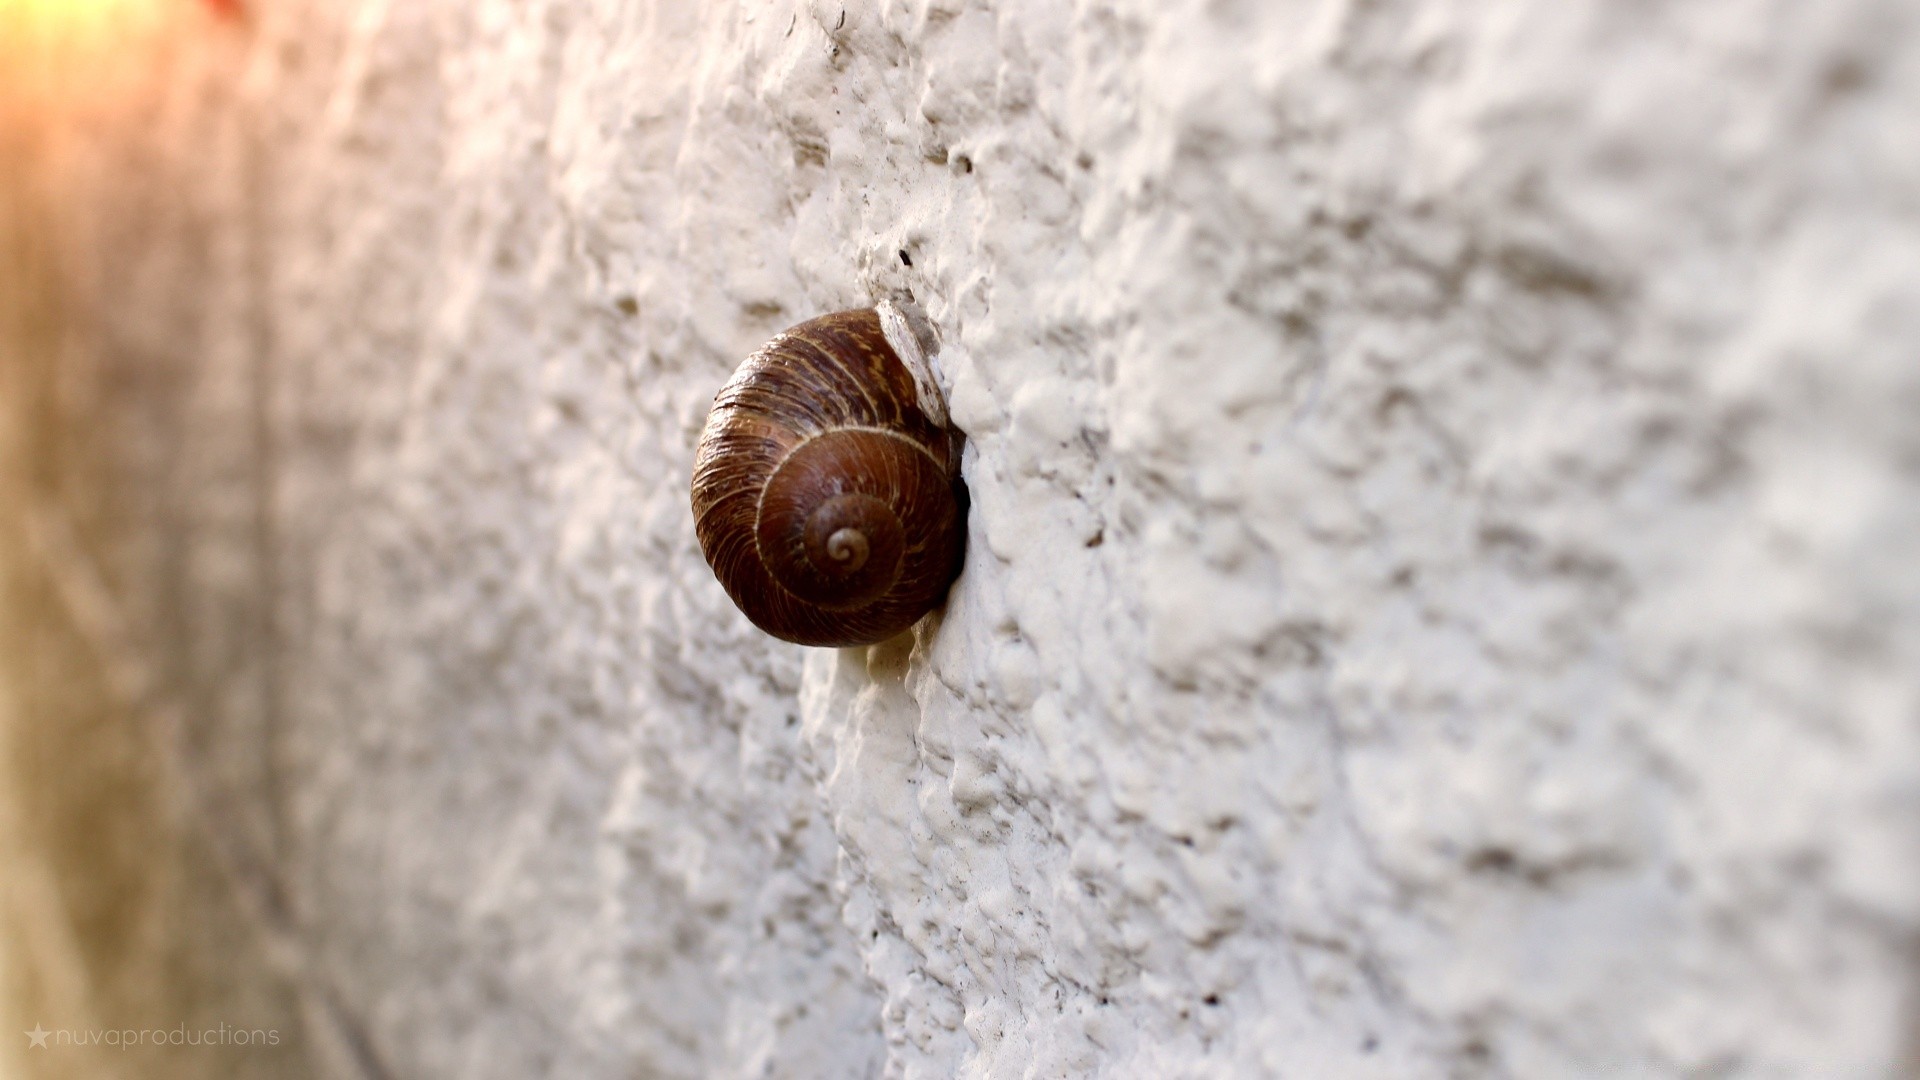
[4,0,1919,1077]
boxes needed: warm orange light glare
[0,0,170,38]
[0,0,177,117]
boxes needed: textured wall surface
[5,0,1919,1077]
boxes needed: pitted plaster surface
[7,0,1919,1077]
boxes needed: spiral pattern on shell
[691,306,967,647]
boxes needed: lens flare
[0,0,171,39]
[0,0,181,119]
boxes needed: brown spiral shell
[690,303,967,647]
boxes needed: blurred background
[3,3,309,1078]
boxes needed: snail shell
[691,301,967,647]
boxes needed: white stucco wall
[7,0,1919,1077]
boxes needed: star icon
[25,1023,49,1049]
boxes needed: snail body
[691,301,967,647]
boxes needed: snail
[690,300,967,647]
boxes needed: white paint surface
[10,0,1920,1076]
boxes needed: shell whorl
[691,306,966,647]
